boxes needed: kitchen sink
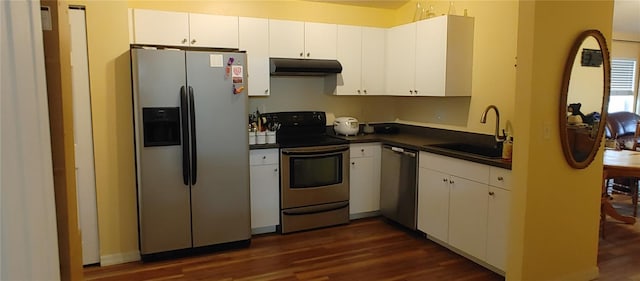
[426,142,503,159]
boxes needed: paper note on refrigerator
[209,54,223,67]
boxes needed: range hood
[270,58,342,76]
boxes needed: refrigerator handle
[180,86,190,186]
[189,86,197,185]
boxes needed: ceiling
[613,0,640,37]
[312,0,639,38]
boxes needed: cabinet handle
[409,90,414,95]
[489,191,495,196]
[414,90,418,95]
[497,176,504,181]
[191,39,197,44]
[182,38,188,44]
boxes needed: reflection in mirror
[560,30,610,169]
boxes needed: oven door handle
[281,146,349,156]
[282,202,349,216]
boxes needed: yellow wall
[68,0,139,260]
[509,1,613,280]
[70,2,613,279]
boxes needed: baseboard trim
[549,266,599,281]
[101,251,141,266]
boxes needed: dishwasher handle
[385,146,417,158]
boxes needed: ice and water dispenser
[143,107,181,147]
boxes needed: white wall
[1,1,61,280]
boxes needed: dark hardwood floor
[84,218,503,281]
[597,194,640,281]
[85,195,640,281]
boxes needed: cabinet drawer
[350,143,381,158]
[250,149,279,165]
[490,167,512,190]
[419,151,489,184]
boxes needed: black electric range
[261,111,348,148]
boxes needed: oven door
[280,144,350,209]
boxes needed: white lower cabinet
[418,151,511,274]
[349,143,381,217]
[249,149,280,234]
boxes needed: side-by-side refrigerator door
[132,48,192,255]
[186,51,250,247]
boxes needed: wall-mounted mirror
[559,29,611,169]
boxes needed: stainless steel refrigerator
[131,47,250,258]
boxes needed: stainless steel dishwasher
[380,145,418,230]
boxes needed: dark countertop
[249,123,512,170]
[337,133,512,170]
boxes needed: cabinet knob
[262,156,266,159]
[489,191,495,196]
[363,89,367,94]
[274,168,278,172]
[409,90,414,94]
[191,39,197,44]
[450,180,455,184]
[265,89,269,94]
[361,148,365,152]
[299,52,304,57]
[182,38,188,44]
[306,52,310,57]
[414,90,418,95]
[443,178,448,182]
[351,162,355,165]
[497,176,504,181]
[357,90,361,94]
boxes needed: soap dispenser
[502,135,513,160]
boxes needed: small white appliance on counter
[334,117,359,136]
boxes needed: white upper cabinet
[131,9,239,48]
[188,13,239,49]
[239,17,270,96]
[415,15,474,96]
[386,15,474,96]
[269,19,337,59]
[132,9,190,46]
[336,25,386,95]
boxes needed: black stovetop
[260,111,349,148]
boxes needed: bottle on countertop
[502,135,513,161]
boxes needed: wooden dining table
[602,149,638,224]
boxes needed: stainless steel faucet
[480,105,506,142]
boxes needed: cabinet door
[417,167,450,242]
[336,25,362,95]
[415,16,446,96]
[189,13,239,48]
[486,186,510,271]
[361,27,386,96]
[350,157,380,214]
[385,22,416,96]
[249,164,280,229]
[269,19,305,58]
[132,9,189,46]
[239,17,270,96]
[304,22,337,59]
[448,175,488,260]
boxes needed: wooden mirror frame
[559,29,611,169]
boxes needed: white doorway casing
[69,7,100,265]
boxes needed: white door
[69,7,100,265]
